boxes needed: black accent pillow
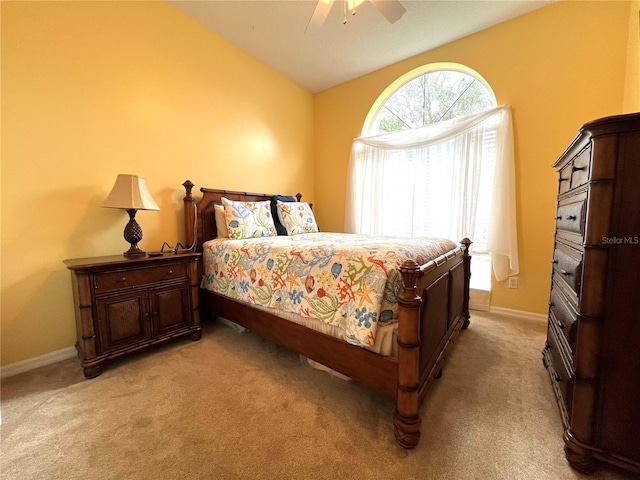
[271,195,296,235]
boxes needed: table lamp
[101,174,160,257]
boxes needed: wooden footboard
[394,239,471,448]
[182,181,471,449]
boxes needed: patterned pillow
[276,201,319,235]
[221,197,277,239]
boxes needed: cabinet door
[150,283,191,337]
[96,290,152,354]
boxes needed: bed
[181,180,472,449]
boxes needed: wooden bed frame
[182,180,472,449]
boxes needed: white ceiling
[168,0,552,93]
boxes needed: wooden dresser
[65,252,201,378]
[543,112,640,474]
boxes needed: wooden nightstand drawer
[94,263,188,293]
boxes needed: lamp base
[124,246,146,258]
[123,209,146,258]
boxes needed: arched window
[366,67,496,136]
[346,64,518,296]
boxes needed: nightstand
[64,252,201,378]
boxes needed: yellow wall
[1,1,314,365]
[314,1,632,314]
[624,1,640,112]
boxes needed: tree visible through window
[368,70,496,135]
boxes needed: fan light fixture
[306,0,406,34]
[344,0,366,23]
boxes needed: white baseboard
[488,306,547,322]
[1,346,77,379]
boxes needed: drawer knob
[561,269,570,276]
[167,270,173,275]
[572,166,585,172]
[548,301,555,306]
[558,321,566,329]
[559,178,569,183]
[118,277,127,283]
[567,215,577,220]
[554,372,562,382]
[556,216,563,220]
[551,260,558,264]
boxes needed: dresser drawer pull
[167,270,174,275]
[548,300,554,306]
[551,260,558,264]
[557,321,566,329]
[555,216,563,220]
[561,269,570,276]
[572,166,586,172]
[118,277,127,283]
[567,215,577,220]
[559,178,569,183]
[554,372,562,382]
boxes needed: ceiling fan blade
[370,0,406,24]
[305,0,335,34]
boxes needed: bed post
[461,238,472,329]
[183,180,196,248]
[393,259,422,449]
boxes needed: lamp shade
[101,174,160,211]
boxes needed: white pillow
[214,204,228,238]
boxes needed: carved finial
[399,259,420,273]
[295,193,302,202]
[460,238,472,255]
[398,259,421,307]
[183,180,194,198]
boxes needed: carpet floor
[1,311,638,480]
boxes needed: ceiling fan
[306,0,406,34]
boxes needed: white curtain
[344,105,518,282]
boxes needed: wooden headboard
[182,180,302,252]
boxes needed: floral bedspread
[202,233,457,347]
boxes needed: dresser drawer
[558,164,573,195]
[558,146,591,195]
[94,263,188,294]
[556,199,585,237]
[552,247,582,296]
[546,323,574,415]
[569,146,591,189]
[549,285,578,352]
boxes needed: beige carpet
[1,312,638,480]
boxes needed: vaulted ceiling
[168,0,553,93]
